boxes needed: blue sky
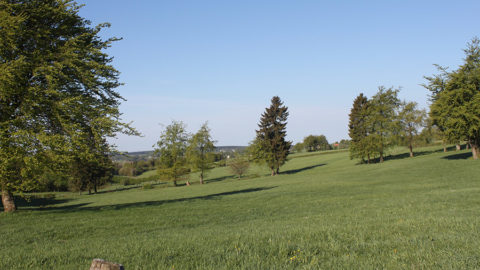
[76,0,480,152]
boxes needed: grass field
[1,146,480,269]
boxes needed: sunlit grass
[1,146,479,269]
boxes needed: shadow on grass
[364,148,446,164]
[205,175,234,184]
[26,186,277,212]
[94,185,141,194]
[442,152,472,160]
[280,164,326,175]
[12,195,73,209]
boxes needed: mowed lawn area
[1,146,480,269]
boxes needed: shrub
[228,156,250,178]
[142,183,154,189]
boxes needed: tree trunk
[94,180,98,194]
[276,168,279,175]
[456,144,461,151]
[199,172,204,185]
[271,169,275,176]
[443,145,447,152]
[173,180,178,186]
[379,151,384,163]
[466,143,470,150]
[472,142,479,160]
[409,144,414,157]
[1,189,16,212]
[367,154,370,164]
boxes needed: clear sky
[76,0,480,152]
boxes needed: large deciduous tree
[428,38,480,159]
[187,122,215,184]
[154,121,190,186]
[254,96,292,176]
[0,0,136,212]
[368,86,401,163]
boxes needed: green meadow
[1,146,480,269]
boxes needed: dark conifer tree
[255,96,292,175]
[348,93,370,163]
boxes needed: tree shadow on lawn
[94,181,170,194]
[205,175,234,184]
[442,152,472,160]
[11,195,74,210]
[366,148,446,164]
[280,164,326,175]
[26,186,277,212]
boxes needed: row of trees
[154,96,293,184]
[1,0,138,212]
[154,122,216,186]
[349,38,480,162]
[349,87,426,163]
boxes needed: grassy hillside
[1,146,480,269]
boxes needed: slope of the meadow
[1,147,480,269]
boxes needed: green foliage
[187,122,216,184]
[154,121,191,185]
[0,0,137,210]
[348,93,372,162]
[142,183,154,190]
[292,142,305,153]
[398,102,427,157]
[227,155,250,178]
[302,135,331,152]
[368,86,401,162]
[254,96,292,175]
[427,37,480,159]
[348,88,402,163]
[336,139,350,149]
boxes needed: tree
[348,93,372,163]
[303,135,330,152]
[292,142,305,153]
[398,102,426,157]
[254,96,292,176]
[428,38,480,159]
[0,0,136,212]
[154,121,190,186]
[228,155,250,178]
[368,86,401,162]
[187,122,216,184]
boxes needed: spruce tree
[255,96,292,176]
[348,93,371,163]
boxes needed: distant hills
[113,146,247,161]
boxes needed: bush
[142,183,154,189]
[228,156,250,178]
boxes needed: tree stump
[90,259,124,270]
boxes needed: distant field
[1,146,480,269]
[135,169,158,179]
